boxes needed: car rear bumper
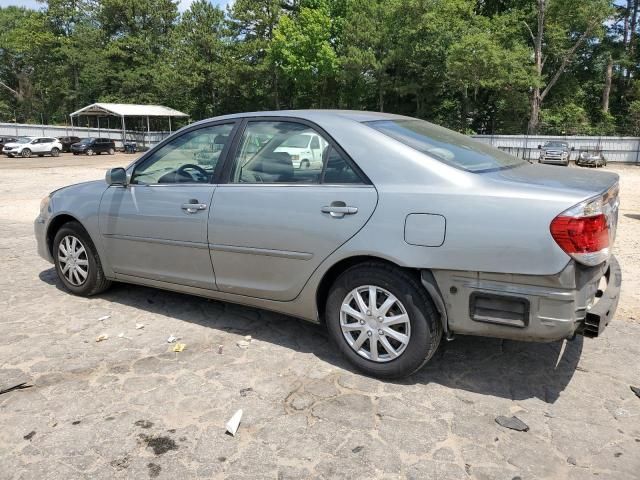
[428,255,621,342]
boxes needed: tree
[526,0,612,133]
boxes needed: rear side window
[321,147,363,184]
[366,119,524,173]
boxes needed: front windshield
[279,134,310,149]
[366,119,524,172]
[15,137,32,144]
[545,142,567,148]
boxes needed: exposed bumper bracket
[578,256,621,338]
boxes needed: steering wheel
[177,164,208,182]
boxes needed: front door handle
[321,202,358,218]
[182,200,207,213]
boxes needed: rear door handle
[321,204,358,218]
[182,200,207,213]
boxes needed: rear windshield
[366,119,524,172]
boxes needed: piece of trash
[135,323,144,330]
[167,335,178,343]
[244,335,252,342]
[95,334,109,342]
[631,386,640,398]
[225,409,243,436]
[239,387,253,397]
[236,340,250,349]
[98,315,110,321]
[217,345,224,354]
[0,382,33,396]
[567,456,577,465]
[23,431,36,441]
[118,332,124,338]
[173,343,186,353]
[495,415,529,432]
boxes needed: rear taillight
[550,195,615,266]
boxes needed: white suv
[2,137,63,158]
[274,132,327,169]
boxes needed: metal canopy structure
[69,103,189,146]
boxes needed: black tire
[325,262,442,379]
[21,148,32,158]
[53,221,112,296]
[73,152,79,155]
[51,147,60,157]
[108,147,115,155]
[86,149,94,156]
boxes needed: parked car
[70,137,116,155]
[576,147,606,168]
[0,136,17,150]
[58,136,81,153]
[538,141,571,166]
[35,111,621,379]
[274,132,328,169]
[3,136,62,158]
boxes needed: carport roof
[70,103,188,118]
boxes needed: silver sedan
[34,110,621,378]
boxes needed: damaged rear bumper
[426,255,621,342]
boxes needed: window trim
[129,120,240,186]
[218,116,371,186]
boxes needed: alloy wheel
[340,285,411,362]
[57,235,89,286]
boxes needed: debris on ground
[567,456,577,465]
[240,387,253,397]
[217,345,224,354]
[98,315,110,321]
[236,340,250,349]
[244,335,252,341]
[23,431,36,441]
[95,334,109,342]
[495,415,529,432]
[225,409,243,436]
[631,386,640,398]
[172,343,186,353]
[167,335,178,343]
[0,382,33,396]
[135,323,145,330]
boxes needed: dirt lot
[1,154,639,479]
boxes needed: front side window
[367,119,525,173]
[229,121,363,185]
[132,124,233,184]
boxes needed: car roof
[193,109,410,127]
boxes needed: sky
[0,0,234,12]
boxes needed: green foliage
[0,0,633,135]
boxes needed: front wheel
[86,149,94,156]
[53,221,111,296]
[51,147,60,157]
[21,148,32,158]
[108,147,115,155]
[326,263,442,379]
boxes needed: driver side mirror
[106,167,127,186]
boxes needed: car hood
[51,179,106,197]
[482,163,618,198]
[3,142,24,148]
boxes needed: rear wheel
[326,262,442,379]
[53,221,111,296]
[21,148,31,158]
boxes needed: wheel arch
[46,214,86,258]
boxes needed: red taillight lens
[550,214,609,254]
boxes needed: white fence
[0,123,171,149]
[3,123,640,162]
[473,134,640,163]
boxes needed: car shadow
[624,213,640,221]
[39,268,581,403]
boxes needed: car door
[208,119,378,301]
[99,122,237,289]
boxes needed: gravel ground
[0,155,639,479]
